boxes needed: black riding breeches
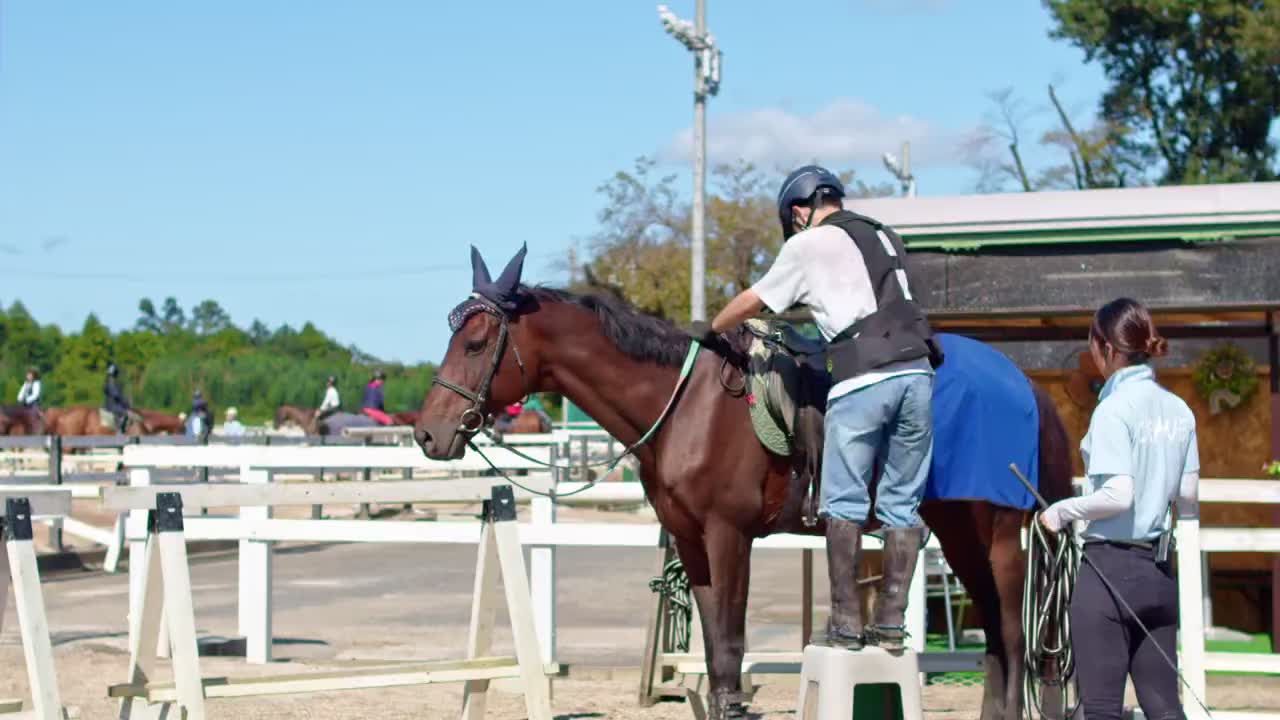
[1070,542,1184,720]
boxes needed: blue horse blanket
[924,333,1039,510]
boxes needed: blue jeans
[820,373,934,528]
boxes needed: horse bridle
[431,298,528,438]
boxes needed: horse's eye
[464,338,487,355]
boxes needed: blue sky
[0,1,1105,363]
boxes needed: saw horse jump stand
[0,492,73,720]
[107,484,556,720]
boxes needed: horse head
[416,244,537,460]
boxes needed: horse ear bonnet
[453,244,528,332]
[470,243,526,312]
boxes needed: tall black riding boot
[824,517,865,649]
[869,526,923,652]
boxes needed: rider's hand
[685,320,720,346]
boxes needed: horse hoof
[708,690,749,720]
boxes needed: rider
[223,407,246,437]
[494,401,523,433]
[188,390,212,439]
[16,368,41,409]
[103,363,132,434]
[708,165,940,652]
[316,376,341,422]
[360,370,393,425]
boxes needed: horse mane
[522,287,692,368]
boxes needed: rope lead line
[649,556,693,653]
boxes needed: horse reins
[432,296,702,502]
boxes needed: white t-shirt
[320,387,341,412]
[751,223,932,400]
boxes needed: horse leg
[989,508,1029,720]
[922,503,1009,720]
[682,522,752,720]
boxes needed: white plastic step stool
[797,644,924,720]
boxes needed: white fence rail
[116,443,940,669]
[1177,479,1280,720]
[106,443,1279,718]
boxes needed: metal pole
[689,0,707,323]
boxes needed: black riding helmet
[777,165,846,240]
[107,363,119,377]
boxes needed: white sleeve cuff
[1044,474,1135,528]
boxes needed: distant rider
[188,390,212,440]
[103,363,132,434]
[360,370,393,425]
[17,368,41,409]
[316,376,341,422]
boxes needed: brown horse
[416,286,1073,720]
[508,410,551,434]
[274,404,318,435]
[44,406,182,436]
[391,410,420,426]
[44,406,122,436]
[136,409,186,435]
[0,405,45,435]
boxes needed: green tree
[0,299,436,423]
[1046,0,1280,184]
[136,298,163,333]
[161,297,186,332]
[190,299,232,336]
[52,314,115,404]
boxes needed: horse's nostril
[414,428,431,447]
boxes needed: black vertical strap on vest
[821,210,941,380]
[5,497,34,541]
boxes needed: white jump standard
[1,493,73,720]
[106,485,557,720]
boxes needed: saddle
[728,320,831,527]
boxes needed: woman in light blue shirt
[1041,298,1198,720]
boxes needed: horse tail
[1032,382,1074,505]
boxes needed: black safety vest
[820,210,942,381]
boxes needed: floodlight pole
[659,2,721,323]
[691,0,707,323]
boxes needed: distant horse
[417,279,1074,720]
[391,410,420,426]
[497,410,551,434]
[319,412,377,436]
[45,406,126,436]
[136,409,186,435]
[45,406,182,436]
[0,405,45,435]
[274,404,379,436]
[274,404,317,434]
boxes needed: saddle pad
[744,319,793,457]
[925,333,1039,511]
[99,408,117,429]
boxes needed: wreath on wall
[1192,343,1258,414]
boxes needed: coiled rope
[648,556,693,653]
[1022,512,1080,720]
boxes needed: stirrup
[866,624,909,649]
[824,621,865,651]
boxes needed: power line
[0,253,564,285]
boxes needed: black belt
[1084,538,1154,551]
